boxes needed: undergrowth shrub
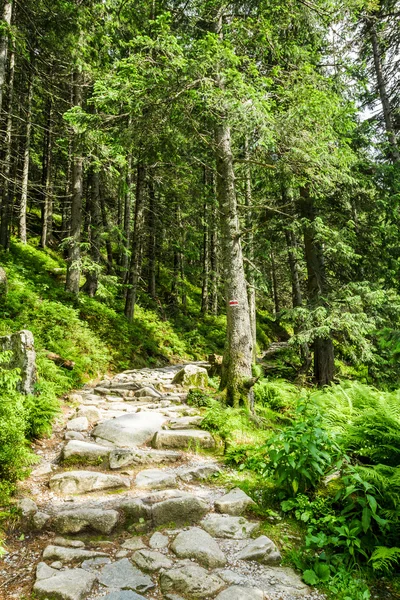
[253,378,298,411]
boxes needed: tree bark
[125,163,146,320]
[0,0,12,116]
[370,21,399,162]
[19,67,34,244]
[40,97,53,247]
[244,138,257,360]
[270,248,280,315]
[147,179,156,298]
[82,170,102,297]
[299,188,334,386]
[0,38,14,249]
[121,163,132,279]
[65,72,83,295]
[216,123,253,407]
[285,228,303,308]
[99,188,113,274]
[209,175,219,315]
[201,167,210,314]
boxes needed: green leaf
[362,507,371,533]
[303,570,318,585]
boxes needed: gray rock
[121,537,146,551]
[152,429,215,450]
[237,535,282,565]
[18,497,38,517]
[215,586,264,600]
[36,561,58,580]
[172,365,208,388]
[62,440,110,463]
[33,511,51,530]
[109,448,181,469]
[96,593,147,600]
[33,567,96,600]
[0,266,7,297]
[134,386,161,398]
[255,565,311,597]
[132,548,173,571]
[200,514,259,539]
[66,417,89,432]
[43,545,108,563]
[68,393,83,404]
[52,508,119,534]
[53,537,85,548]
[178,463,220,483]
[160,564,224,599]
[51,561,64,569]
[171,527,226,568]
[216,570,246,585]
[0,329,36,394]
[135,468,177,490]
[151,491,209,527]
[65,431,85,441]
[215,487,256,516]
[149,532,169,549]
[92,412,167,447]
[98,558,154,593]
[76,406,101,423]
[168,416,203,430]
[49,470,130,494]
[81,557,112,571]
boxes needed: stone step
[92,412,168,447]
[49,470,130,494]
[152,429,215,450]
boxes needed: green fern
[370,546,400,573]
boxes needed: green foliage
[253,378,298,411]
[186,388,212,408]
[369,546,400,574]
[261,403,342,495]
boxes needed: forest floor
[0,363,327,600]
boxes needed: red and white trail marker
[229,300,239,306]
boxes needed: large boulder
[200,514,259,539]
[0,329,36,394]
[51,508,119,534]
[33,567,96,600]
[49,470,130,494]
[92,412,167,447]
[172,365,208,388]
[215,487,256,516]
[171,527,226,568]
[152,429,215,450]
[160,564,224,599]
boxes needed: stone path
[2,364,324,600]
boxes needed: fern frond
[370,546,400,573]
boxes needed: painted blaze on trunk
[215,123,254,408]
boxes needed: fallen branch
[46,352,75,370]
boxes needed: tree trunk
[209,176,219,315]
[216,123,253,407]
[40,97,53,247]
[201,168,210,314]
[19,67,34,244]
[285,228,303,308]
[82,170,102,297]
[370,21,399,162]
[244,138,257,360]
[121,163,132,279]
[299,188,334,386]
[99,188,113,274]
[0,0,12,115]
[147,179,156,298]
[0,39,14,249]
[65,72,83,295]
[124,164,146,320]
[270,249,280,314]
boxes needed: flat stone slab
[135,468,177,490]
[215,487,256,516]
[76,406,101,423]
[237,535,281,565]
[149,532,169,549]
[132,548,173,571]
[168,416,203,430]
[152,429,215,450]
[33,567,96,600]
[98,558,154,593]
[171,527,226,568]
[215,586,264,600]
[62,440,110,463]
[93,412,167,447]
[134,386,161,398]
[65,431,85,441]
[200,514,259,539]
[255,565,311,597]
[178,463,220,482]
[66,417,89,432]
[52,508,119,534]
[43,545,108,563]
[160,563,224,599]
[50,470,130,494]
[96,593,147,600]
[150,491,209,527]
[121,537,147,551]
